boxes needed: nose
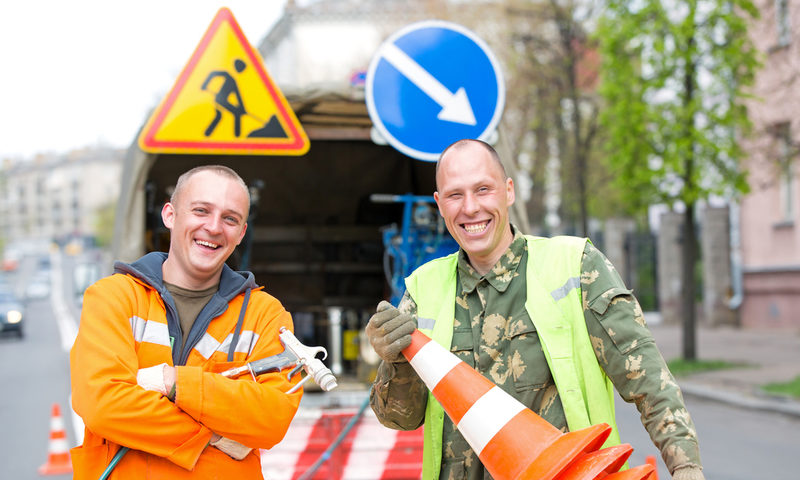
[462,192,480,215]
[205,214,223,234]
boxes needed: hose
[98,446,129,480]
[296,394,371,480]
[99,395,370,480]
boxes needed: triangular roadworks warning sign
[138,8,309,155]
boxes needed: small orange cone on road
[38,403,72,475]
[402,330,654,480]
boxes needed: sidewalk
[647,315,800,417]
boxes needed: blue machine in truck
[371,193,459,306]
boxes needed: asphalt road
[615,390,799,479]
[0,288,73,479]
[2,250,798,479]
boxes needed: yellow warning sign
[139,8,309,155]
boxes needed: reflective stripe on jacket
[70,253,302,479]
[405,235,620,480]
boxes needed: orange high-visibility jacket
[70,252,302,479]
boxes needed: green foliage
[93,201,117,248]
[667,358,749,377]
[763,376,800,399]
[595,0,761,215]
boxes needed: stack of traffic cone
[402,330,656,480]
[645,455,659,480]
[38,403,72,475]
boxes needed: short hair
[171,165,250,213]
[435,139,507,189]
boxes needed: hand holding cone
[402,329,656,480]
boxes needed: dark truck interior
[142,125,438,377]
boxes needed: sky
[0,1,287,159]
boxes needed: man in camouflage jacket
[366,139,704,480]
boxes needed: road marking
[380,42,476,125]
[50,252,78,352]
[69,393,84,445]
[51,251,84,445]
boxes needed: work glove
[137,363,169,395]
[672,465,705,480]
[365,301,416,363]
[210,433,252,460]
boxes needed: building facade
[740,0,800,328]
[0,147,123,253]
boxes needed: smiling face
[161,169,249,290]
[434,141,515,275]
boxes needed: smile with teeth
[463,221,489,234]
[196,239,220,249]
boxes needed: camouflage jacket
[370,230,701,479]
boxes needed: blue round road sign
[366,20,505,162]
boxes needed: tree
[596,0,760,359]
[93,201,117,248]
[497,0,609,236]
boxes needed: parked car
[0,289,24,338]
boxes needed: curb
[679,381,800,418]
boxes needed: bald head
[433,138,515,275]
[172,165,250,217]
[436,139,507,190]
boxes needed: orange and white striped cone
[402,330,654,480]
[644,455,659,480]
[38,403,72,475]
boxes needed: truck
[112,86,455,381]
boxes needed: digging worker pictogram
[366,139,706,480]
[202,58,248,137]
[200,58,288,140]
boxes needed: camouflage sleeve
[369,291,429,431]
[580,243,702,475]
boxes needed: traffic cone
[402,330,655,480]
[645,455,659,480]
[38,403,72,475]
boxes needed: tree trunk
[681,204,697,360]
[681,19,698,360]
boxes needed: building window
[776,0,791,47]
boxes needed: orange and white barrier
[39,403,73,475]
[402,329,655,480]
[261,407,423,480]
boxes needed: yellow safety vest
[405,235,621,480]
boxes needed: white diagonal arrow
[381,42,477,126]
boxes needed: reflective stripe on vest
[129,316,259,360]
[193,331,260,359]
[406,235,621,480]
[129,316,171,347]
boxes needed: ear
[433,191,444,217]
[505,177,516,207]
[161,202,176,229]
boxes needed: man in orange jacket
[70,165,302,479]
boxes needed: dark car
[0,289,24,338]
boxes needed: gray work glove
[210,433,252,460]
[365,301,417,363]
[672,466,705,480]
